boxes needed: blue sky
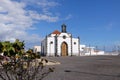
[0,0,120,50]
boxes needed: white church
[41,24,80,56]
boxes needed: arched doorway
[61,42,68,56]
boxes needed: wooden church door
[61,42,68,56]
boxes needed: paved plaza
[43,56,120,80]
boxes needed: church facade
[41,24,80,56]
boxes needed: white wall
[72,38,79,56]
[57,33,72,56]
[41,39,47,56]
[96,51,105,55]
[33,46,41,53]
[80,45,86,51]
[47,37,55,56]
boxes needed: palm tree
[1,41,15,56]
[0,39,24,56]
[12,39,25,56]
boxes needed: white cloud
[37,0,60,14]
[0,0,59,48]
[65,14,72,20]
[29,11,59,22]
[19,0,60,15]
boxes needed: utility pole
[89,44,91,56]
[96,45,98,55]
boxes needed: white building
[33,46,41,53]
[41,24,80,56]
[80,45,105,56]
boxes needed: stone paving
[43,56,120,80]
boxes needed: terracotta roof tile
[52,30,61,34]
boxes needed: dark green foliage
[0,39,24,56]
[0,42,3,53]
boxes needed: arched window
[50,41,53,44]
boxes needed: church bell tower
[61,24,67,33]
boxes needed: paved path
[43,56,120,80]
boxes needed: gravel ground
[43,56,120,80]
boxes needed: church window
[63,35,66,39]
[50,41,53,44]
[74,42,76,45]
